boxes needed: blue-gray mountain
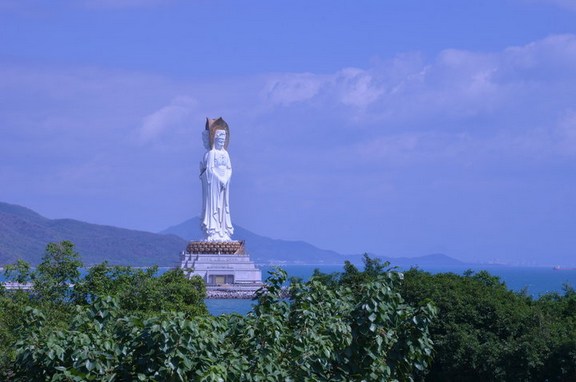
[0,202,185,266]
[161,217,348,265]
[0,201,466,267]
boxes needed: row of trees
[310,256,576,381]
[1,242,436,381]
[401,268,576,381]
[0,241,207,380]
[1,242,575,380]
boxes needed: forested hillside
[1,201,468,267]
[0,202,348,266]
[0,202,185,266]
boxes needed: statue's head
[205,117,230,150]
[214,129,227,149]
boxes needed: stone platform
[180,240,262,286]
[187,240,245,255]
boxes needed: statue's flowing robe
[201,148,233,241]
[199,151,209,230]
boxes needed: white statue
[200,118,233,241]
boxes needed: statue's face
[215,130,226,149]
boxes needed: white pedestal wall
[180,252,262,285]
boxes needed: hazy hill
[1,201,467,268]
[160,219,467,267]
[0,202,348,267]
[0,202,186,266]
[161,217,350,265]
[375,253,467,268]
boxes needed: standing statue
[200,117,233,241]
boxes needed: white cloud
[253,34,576,170]
[527,0,576,11]
[264,73,325,106]
[500,34,576,75]
[138,96,197,143]
[333,68,384,108]
[5,33,576,168]
[264,34,576,128]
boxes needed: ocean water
[3,264,575,316]
[258,264,576,296]
[206,264,576,316]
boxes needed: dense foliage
[0,241,207,380]
[401,268,576,382]
[2,243,575,381]
[312,255,576,381]
[2,242,436,381]
[72,262,207,317]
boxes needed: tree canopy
[2,245,576,381]
[2,242,437,381]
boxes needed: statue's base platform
[180,240,262,286]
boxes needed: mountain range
[0,202,185,267]
[0,201,466,267]
[161,218,349,265]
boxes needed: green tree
[12,267,436,381]
[531,286,576,381]
[400,268,576,381]
[1,240,211,378]
[73,263,207,317]
[312,257,576,381]
[33,240,82,303]
[1,261,36,380]
[1,241,84,375]
[4,259,32,285]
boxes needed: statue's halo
[206,117,230,150]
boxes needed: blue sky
[1,0,576,266]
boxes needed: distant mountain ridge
[374,253,466,267]
[0,201,467,267]
[0,202,185,266]
[161,217,349,265]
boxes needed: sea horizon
[206,263,576,315]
